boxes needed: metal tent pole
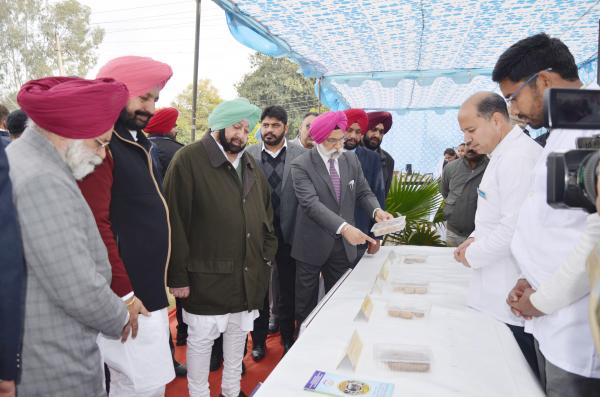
[191,0,202,142]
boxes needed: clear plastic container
[389,279,429,294]
[374,344,432,372]
[386,300,431,319]
[370,216,406,237]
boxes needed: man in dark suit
[343,109,386,264]
[247,105,305,357]
[146,107,184,178]
[364,111,395,197]
[0,140,25,397]
[291,111,393,324]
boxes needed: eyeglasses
[325,136,348,144]
[94,138,110,152]
[506,68,552,106]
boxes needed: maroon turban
[97,56,173,98]
[344,108,369,135]
[309,111,348,144]
[17,76,129,139]
[144,107,179,135]
[367,111,393,134]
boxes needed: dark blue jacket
[108,122,170,312]
[0,130,11,147]
[353,146,386,235]
[0,141,25,381]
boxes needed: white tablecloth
[254,246,544,397]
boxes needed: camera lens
[578,150,600,205]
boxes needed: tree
[0,0,103,108]
[171,79,223,145]
[235,53,320,139]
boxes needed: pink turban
[144,107,179,135]
[97,56,173,98]
[17,76,129,139]
[367,111,393,134]
[344,108,369,135]
[309,111,348,144]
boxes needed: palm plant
[384,173,446,247]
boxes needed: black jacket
[0,142,25,381]
[376,147,395,197]
[108,122,170,312]
[148,135,184,178]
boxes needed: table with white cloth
[254,246,544,397]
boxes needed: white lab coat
[466,125,542,326]
[511,84,600,378]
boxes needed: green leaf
[386,173,443,223]
[383,173,446,247]
[386,221,446,247]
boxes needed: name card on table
[354,295,374,322]
[378,259,391,281]
[370,257,391,294]
[337,330,363,371]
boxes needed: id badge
[477,188,487,200]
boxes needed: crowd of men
[2,31,600,397]
[0,55,397,397]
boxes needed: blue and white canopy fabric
[213,0,600,173]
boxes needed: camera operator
[493,33,600,396]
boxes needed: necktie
[329,158,341,202]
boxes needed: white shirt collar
[262,138,287,158]
[211,133,244,169]
[489,124,521,158]
[129,130,138,141]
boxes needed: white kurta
[98,308,174,394]
[510,84,600,378]
[465,125,542,325]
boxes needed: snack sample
[374,344,432,373]
[371,216,406,237]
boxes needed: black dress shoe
[268,318,279,334]
[219,392,247,397]
[251,345,266,362]
[174,361,187,377]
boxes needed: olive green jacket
[163,133,277,315]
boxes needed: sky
[78,0,254,107]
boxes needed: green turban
[208,98,261,131]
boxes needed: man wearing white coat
[492,33,600,396]
[454,92,542,376]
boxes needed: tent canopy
[213,0,600,173]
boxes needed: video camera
[545,22,600,213]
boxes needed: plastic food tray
[374,344,432,372]
[386,300,431,319]
[389,280,429,294]
[371,216,406,237]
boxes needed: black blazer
[0,141,25,381]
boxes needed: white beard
[318,143,345,160]
[64,140,103,180]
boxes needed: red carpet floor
[166,311,283,397]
